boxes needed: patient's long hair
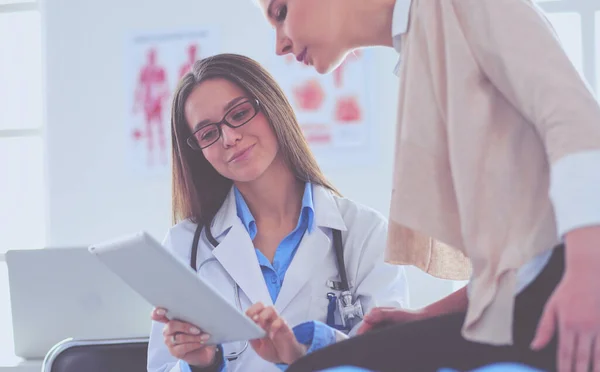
[170,53,338,226]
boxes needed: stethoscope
[189,222,363,361]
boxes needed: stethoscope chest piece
[336,290,363,329]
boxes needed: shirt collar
[234,182,315,238]
[392,0,413,74]
[392,0,412,43]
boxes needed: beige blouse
[385,0,600,345]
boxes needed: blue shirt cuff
[298,320,337,354]
[275,321,338,371]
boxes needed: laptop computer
[6,247,153,359]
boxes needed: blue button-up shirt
[181,183,337,372]
[234,183,315,304]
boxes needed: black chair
[42,337,149,372]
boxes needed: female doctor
[146,53,409,372]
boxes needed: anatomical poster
[267,49,375,168]
[126,27,219,176]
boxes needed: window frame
[0,4,45,364]
[0,1,44,260]
[537,0,600,93]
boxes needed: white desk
[0,359,42,372]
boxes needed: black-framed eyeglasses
[186,98,261,150]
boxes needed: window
[546,12,584,75]
[536,0,600,95]
[0,0,44,364]
[453,0,599,292]
[597,11,600,94]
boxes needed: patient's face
[184,78,279,183]
[257,0,349,74]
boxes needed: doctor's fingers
[267,317,294,340]
[162,320,202,337]
[165,332,211,348]
[151,308,169,323]
[169,342,212,360]
[255,306,284,331]
[245,302,266,319]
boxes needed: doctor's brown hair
[170,53,338,225]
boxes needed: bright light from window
[0,139,44,370]
[0,137,45,253]
[545,12,584,77]
[0,8,44,364]
[0,264,17,364]
[596,12,600,98]
[0,11,42,130]
[0,0,36,4]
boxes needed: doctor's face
[184,78,279,183]
[258,0,350,74]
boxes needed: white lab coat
[147,185,409,372]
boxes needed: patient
[146,53,409,372]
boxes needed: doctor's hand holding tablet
[151,308,218,368]
[148,302,309,368]
[148,300,314,368]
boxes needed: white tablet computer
[88,231,265,345]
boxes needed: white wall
[42,0,453,308]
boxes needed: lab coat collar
[207,188,275,307]
[312,185,347,231]
[274,222,330,313]
[211,219,274,307]
[275,185,346,312]
[210,186,237,238]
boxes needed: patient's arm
[422,285,469,316]
[358,286,468,334]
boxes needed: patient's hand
[151,307,219,368]
[245,303,308,365]
[357,307,426,335]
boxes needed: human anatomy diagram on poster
[267,50,376,168]
[126,28,219,175]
